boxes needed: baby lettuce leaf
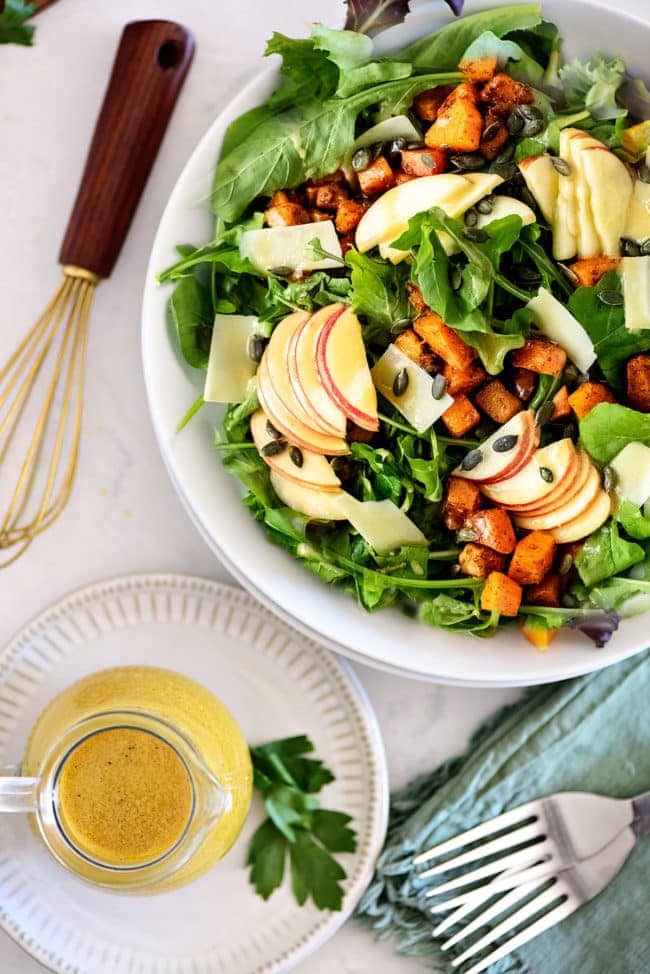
[574,521,644,587]
[617,501,650,541]
[265,33,340,109]
[168,277,213,369]
[579,403,650,464]
[346,249,410,344]
[559,56,627,120]
[0,0,35,46]
[310,23,374,73]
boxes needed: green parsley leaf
[0,0,35,46]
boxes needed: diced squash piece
[512,367,537,403]
[526,574,562,607]
[479,73,534,113]
[444,476,483,531]
[627,353,650,412]
[425,83,484,153]
[620,120,650,158]
[570,256,620,288]
[358,156,395,196]
[335,199,367,234]
[401,148,448,177]
[508,531,556,585]
[314,183,349,211]
[441,394,481,437]
[464,508,517,554]
[309,209,331,223]
[480,572,523,616]
[407,283,428,315]
[474,379,521,424]
[412,86,453,122]
[444,477,482,530]
[414,313,476,369]
[511,336,566,377]
[265,202,310,228]
[459,542,506,578]
[269,189,303,206]
[521,620,558,650]
[568,382,616,419]
[394,329,440,373]
[459,55,498,83]
[395,172,415,185]
[443,360,487,396]
[479,113,509,160]
[551,386,572,420]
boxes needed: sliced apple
[610,441,650,506]
[620,256,650,333]
[355,172,503,253]
[371,344,454,433]
[482,438,576,507]
[250,410,341,491]
[256,358,349,456]
[513,463,600,530]
[550,488,611,543]
[316,307,378,431]
[566,131,602,259]
[579,143,633,255]
[290,306,348,437]
[453,411,539,485]
[340,496,428,552]
[240,220,342,274]
[552,130,579,261]
[624,179,650,242]
[270,470,348,520]
[526,287,596,373]
[204,314,261,404]
[518,154,558,224]
[506,449,588,515]
[265,310,327,433]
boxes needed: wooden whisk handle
[59,20,194,279]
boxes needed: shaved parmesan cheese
[204,314,260,403]
[371,344,453,433]
[240,221,342,274]
[526,287,596,373]
[341,497,427,552]
[620,256,650,333]
[610,442,650,507]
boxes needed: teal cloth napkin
[357,650,650,974]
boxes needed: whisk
[0,20,194,567]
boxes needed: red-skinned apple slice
[265,310,331,434]
[290,306,348,437]
[250,410,342,491]
[513,463,601,530]
[550,489,611,543]
[256,359,349,456]
[506,450,589,515]
[453,412,539,484]
[316,307,378,431]
[482,438,576,507]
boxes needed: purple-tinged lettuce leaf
[344,1,464,38]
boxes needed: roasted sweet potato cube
[526,574,562,607]
[512,367,537,403]
[479,121,509,160]
[465,508,517,554]
[335,199,367,234]
[626,354,650,412]
[568,382,616,419]
[481,572,522,617]
[339,232,355,256]
[357,156,395,196]
[521,620,558,650]
[570,256,620,288]
[269,189,302,206]
[314,183,349,211]
[474,379,522,424]
[412,86,453,122]
[459,55,498,84]
[480,73,534,114]
[309,209,331,223]
[401,147,448,177]
[414,313,476,369]
[443,476,482,531]
[264,201,310,228]
[395,171,415,185]
[425,83,484,153]
[511,336,567,376]
[407,283,428,315]
[308,170,347,187]
[443,360,487,396]
[459,542,507,578]
[551,386,572,420]
[508,531,556,585]
[394,329,440,373]
[441,395,481,437]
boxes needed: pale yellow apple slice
[250,410,341,492]
[624,179,650,242]
[550,488,611,543]
[513,463,601,530]
[204,314,261,404]
[371,344,453,433]
[316,307,378,431]
[580,143,633,255]
[526,287,596,373]
[291,306,348,437]
[482,438,576,507]
[256,358,349,456]
[340,496,427,552]
[552,130,578,261]
[620,256,650,333]
[565,130,603,258]
[270,470,348,520]
[507,449,588,515]
[265,310,329,433]
[518,154,558,224]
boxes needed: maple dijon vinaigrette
[21,666,253,892]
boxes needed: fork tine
[424,841,552,898]
[440,877,546,950]
[413,801,539,866]
[429,859,558,914]
[459,899,576,974]
[432,865,526,937]
[418,823,543,879]
[451,882,568,967]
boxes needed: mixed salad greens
[160,2,650,648]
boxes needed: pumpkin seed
[461,449,483,471]
[269,266,293,278]
[391,317,412,335]
[535,401,555,427]
[638,162,650,184]
[539,466,554,483]
[597,289,624,307]
[476,196,495,215]
[248,335,267,362]
[450,266,463,291]
[266,419,282,439]
[494,144,515,165]
[450,152,485,171]
[289,446,304,468]
[431,374,447,400]
[457,527,479,543]
[513,263,542,286]
[493,434,518,453]
[641,239,650,257]
[491,160,517,180]
[386,138,406,166]
[393,368,409,396]
[621,237,641,257]
[506,111,525,135]
[482,120,502,142]
[559,553,574,575]
[464,207,479,227]
[560,263,580,286]
[463,226,489,243]
[261,440,286,458]
[551,156,572,176]
[603,465,617,492]
[352,147,372,171]
[518,106,544,137]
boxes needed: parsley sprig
[247,735,357,911]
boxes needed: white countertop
[2,0,640,969]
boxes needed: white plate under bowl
[142,0,650,686]
[0,574,388,974]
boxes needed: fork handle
[632,791,650,839]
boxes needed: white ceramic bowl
[142,0,650,686]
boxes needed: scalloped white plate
[142,0,650,685]
[0,574,388,974]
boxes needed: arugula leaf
[261,272,352,325]
[579,403,650,464]
[617,501,650,541]
[397,432,447,502]
[168,277,213,369]
[520,604,620,647]
[559,56,627,121]
[419,592,496,634]
[574,521,644,587]
[349,442,403,503]
[346,249,410,344]
[0,0,35,46]
[463,330,525,374]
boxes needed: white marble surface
[0,0,639,969]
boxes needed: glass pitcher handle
[0,767,39,812]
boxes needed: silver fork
[412,790,650,974]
